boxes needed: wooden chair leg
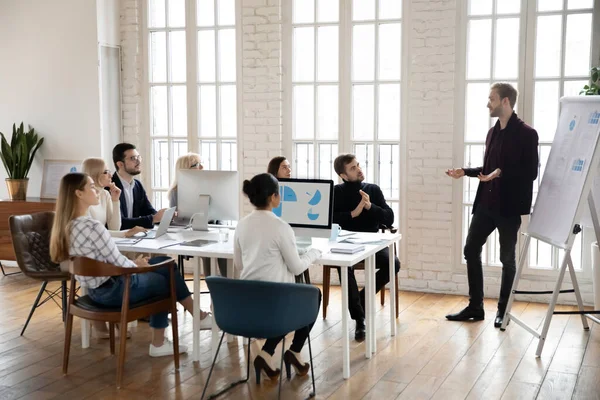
[117,276,131,389]
[62,313,74,374]
[109,322,115,355]
[322,266,331,319]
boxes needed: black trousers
[336,247,401,321]
[262,289,322,355]
[464,207,521,312]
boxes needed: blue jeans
[88,256,192,329]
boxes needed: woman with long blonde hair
[50,172,212,357]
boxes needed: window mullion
[187,0,199,154]
[339,0,351,154]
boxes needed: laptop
[144,207,177,239]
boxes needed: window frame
[141,0,242,209]
[283,0,408,232]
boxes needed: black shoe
[445,306,485,322]
[354,319,366,341]
[495,310,509,329]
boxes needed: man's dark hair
[112,143,137,170]
[491,82,518,109]
[334,153,356,176]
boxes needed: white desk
[114,228,401,380]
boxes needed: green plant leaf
[592,71,599,84]
[24,137,44,177]
[0,133,13,178]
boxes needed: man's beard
[125,166,141,176]
[490,105,503,118]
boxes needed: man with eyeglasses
[112,143,167,229]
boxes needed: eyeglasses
[102,170,111,175]
[190,162,200,168]
[125,155,142,162]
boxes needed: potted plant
[580,66,599,95]
[0,123,44,200]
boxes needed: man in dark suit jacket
[112,143,167,229]
[445,83,539,328]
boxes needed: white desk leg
[373,254,378,352]
[210,257,221,358]
[81,286,90,349]
[193,262,200,362]
[389,243,397,336]
[365,257,372,359]
[341,266,350,379]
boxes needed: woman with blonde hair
[82,157,147,238]
[167,153,202,208]
[50,172,212,356]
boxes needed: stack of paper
[330,243,365,254]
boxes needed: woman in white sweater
[82,158,148,338]
[234,173,322,383]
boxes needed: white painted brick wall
[240,0,282,215]
[119,0,596,306]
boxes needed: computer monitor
[274,178,334,243]
[177,170,239,230]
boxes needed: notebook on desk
[330,243,365,254]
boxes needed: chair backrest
[206,277,320,339]
[9,212,61,275]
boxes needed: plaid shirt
[69,216,136,289]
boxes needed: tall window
[287,0,403,227]
[146,0,238,208]
[461,0,598,272]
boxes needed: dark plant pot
[5,178,28,200]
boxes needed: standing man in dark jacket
[112,143,167,229]
[445,82,539,328]
[333,154,400,341]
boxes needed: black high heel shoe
[253,354,281,384]
[283,350,310,379]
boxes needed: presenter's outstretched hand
[477,168,501,182]
[445,168,465,179]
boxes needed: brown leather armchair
[9,211,70,335]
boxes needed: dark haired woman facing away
[233,173,321,382]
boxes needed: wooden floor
[1,269,600,400]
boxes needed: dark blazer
[463,113,539,217]
[112,173,157,229]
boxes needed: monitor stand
[190,195,210,231]
[295,236,312,249]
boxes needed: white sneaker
[199,313,214,330]
[149,339,188,357]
